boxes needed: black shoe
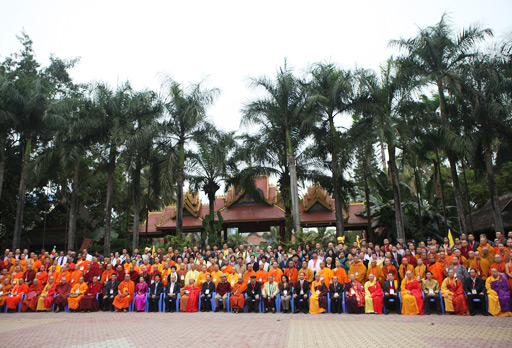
[437,311,442,315]
[303,310,308,314]
[214,308,220,312]
[384,311,389,315]
[294,310,299,314]
[426,311,431,315]
[470,312,476,316]
[265,308,269,313]
[483,312,489,316]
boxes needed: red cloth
[368,282,384,314]
[447,278,469,315]
[185,285,200,312]
[405,279,425,315]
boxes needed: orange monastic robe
[467,258,490,280]
[255,270,269,288]
[243,270,256,284]
[221,264,233,275]
[112,280,135,310]
[317,267,333,286]
[69,270,83,285]
[196,272,209,288]
[269,268,284,283]
[230,281,247,309]
[414,264,426,280]
[21,283,44,311]
[333,267,348,285]
[210,270,223,287]
[0,284,13,306]
[100,270,116,286]
[428,262,445,285]
[366,266,384,285]
[349,262,367,284]
[6,283,29,310]
[67,282,88,310]
[399,264,415,280]
[284,267,299,284]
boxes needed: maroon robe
[79,282,102,311]
[23,270,37,285]
[20,283,44,311]
[54,282,72,310]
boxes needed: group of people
[1,230,512,317]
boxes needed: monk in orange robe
[221,263,233,276]
[196,266,210,288]
[381,259,398,284]
[284,261,298,284]
[468,252,490,280]
[255,268,269,288]
[243,264,256,284]
[36,265,48,285]
[100,264,116,286]
[112,274,135,311]
[0,278,13,309]
[398,258,415,280]
[366,260,384,285]
[180,278,201,312]
[68,277,88,311]
[400,271,424,315]
[20,278,44,312]
[70,264,83,286]
[317,262,333,287]
[333,260,348,285]
[11,265,24,285]
[268,262,283,283]
[6,278,29,311]
[230,277,247,313]
[441,269,469,315]
[348,256,367,284]
[414,259,427,280]
[428,255,445,285]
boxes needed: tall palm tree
[353,59,416,242]
[462,53,512,233]
[242,63,313,235]
[188,129,236,235]
[307,63,355,237]
[161,80,218,235]
[391,14,493,235]
[124,90,162,251]
[34,94,100,250]
[93,82,133,255]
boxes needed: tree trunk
[414,166,423,234]
[104,144,116,255]
[448,156,467,235]
[13,139,31,250]
[380,141,387,171]
[435,151,448,233]
[461,160,474,234]
[132,157,141,252]
[331,160,345,237]
[388,147,405,242]
[68,168,79,251]
[288,153,301,236]
[176,142,185,235]
[279,174,293,240]
[364,167,374,243]
[484,148,504,233]
[0,160,4,202]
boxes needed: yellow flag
[448,229,454,247]
[152,245,155,257]
[356,235,360,248]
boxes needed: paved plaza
[1,312,511,348]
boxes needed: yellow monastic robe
[67,282,88,310]
[485,276,512,317]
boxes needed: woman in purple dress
[134,276,149,312]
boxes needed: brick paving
[0,312,510,348]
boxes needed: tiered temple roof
[138,176,367,235]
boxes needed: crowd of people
[1,231,512,317]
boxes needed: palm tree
[188,129,236,235]
[242,63,313,235]
[124,90,162,251]
[93,82,133,255]
[161,80,218,235]
[353,59,416,242]
[391,14,493,235]
[34,94,100,250]
[462,52,512,233]
[307,63,355,237]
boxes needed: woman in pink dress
[134,276,149,312]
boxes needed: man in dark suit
[329,276,344,313]
[464,268,488,316]
[246,275,261,313]
[164,274,180,312]
[249,255,259,272]
[293,271,310,314]
[391,246,402,267]
[382,273,400,314]
[103,273,119,311]
[148,274,164,312]
[200,274,216,312]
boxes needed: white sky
[2,0,511,134]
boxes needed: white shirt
[308,259,321,272]
[84,254,93,262]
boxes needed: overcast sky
[2,0,511,134]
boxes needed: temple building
[137,176,368,239]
